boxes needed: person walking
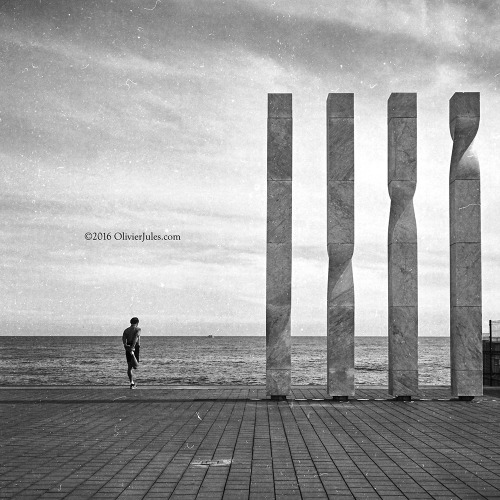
[123,317,141,389]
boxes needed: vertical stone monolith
[449,92,482,398]
[327,93,355,399]
[266,93,292,399]
[388,93,418,398]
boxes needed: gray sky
[2,0,499,336]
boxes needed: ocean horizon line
[2,334,451,338]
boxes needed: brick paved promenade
[2,386,500,499]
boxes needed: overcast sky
[2,0,499,336]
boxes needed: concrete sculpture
[266,93,292,399]
[449,92,482,398]
[387,93,418,399]
[326,93,355,399]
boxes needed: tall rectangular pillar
[449,92,482,398]
[266,93,292,398]
[327,93,355,398]
[387,93,418,398]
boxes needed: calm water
[0,336,450,386]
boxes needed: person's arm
[130,329,140,350]
[123,331,134,352]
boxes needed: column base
[270,395,287,401]
[331,396,349,402]
[394,395,412,401]
[266,368,291,397]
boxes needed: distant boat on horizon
[207,335,213,338]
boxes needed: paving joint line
[289,397,360,498]
[3,400,143,497]
[350,399,459,498]
[275,401,305,499]
[353,399,492,499]
[69,400,191,499]
[307,399,386,499]
[170,397,237,497]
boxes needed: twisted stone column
[449,92,482,398]
[327,93,355,399]
[387,93,418,398]
[266,94,292,399]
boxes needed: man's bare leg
[127,364,135,387]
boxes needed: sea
[0,336,450,387]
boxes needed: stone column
[387,93,418,399]
[266,93,292,399]
[449,92,482,399]
[327,93,355,400]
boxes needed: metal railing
[484,320,500,386]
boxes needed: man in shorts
[123,317,141,389]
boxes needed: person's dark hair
[130,317,139,325]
